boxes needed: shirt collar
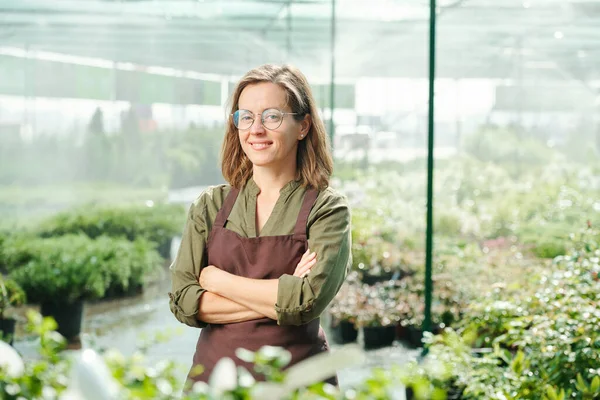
[246,176,301,196]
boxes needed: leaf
[545,386,558,400]
[591,376,600,393]
[511,350,525,375]
[576,373,589,392]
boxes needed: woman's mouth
[249,141,273,150]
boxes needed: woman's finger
[294,257,317,276]
[297,253,316,270]
[295,252,315,270]
[298,249,314,264]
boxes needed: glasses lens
[233,110,254,129]
[262,109,283,130]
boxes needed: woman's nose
[249,115,266,134]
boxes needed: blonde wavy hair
[221,64,333,190]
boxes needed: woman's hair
[221,64,333,190]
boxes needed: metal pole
[329,0,336,148]
[286,0,292,59]
[423,0,437,344]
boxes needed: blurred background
[1,0,599,398]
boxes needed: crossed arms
[196,250,316,324]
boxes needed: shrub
[5,234,162,303]
[36,203,186,260]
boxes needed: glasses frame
[231,108,299,131]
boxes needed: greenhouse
[0,0,599,399]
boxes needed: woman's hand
[293,248,317,278]
[199,265,225,293]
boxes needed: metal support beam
[286,0,292,59]
[329,0,336,148]
[423,0,436,350]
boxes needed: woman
[168,64,352,389]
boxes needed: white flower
[61,349,119,400]
[252,344,366,400]
[284,344,365,389]
[0,340,24,378]
[208,357,237,392]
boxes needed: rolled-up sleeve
[168,198,209,328]
[275,191,352,326]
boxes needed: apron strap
[293,188,319,240]
[213,187,240,228]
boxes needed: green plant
[36,202,186,260]
[1,312,451,400]
[5,234,162,303]
[428,228,600,399]
[0,276,25,319]
[0,311,69,399]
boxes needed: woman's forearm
[211,274,279,320]
[197,291,265,324]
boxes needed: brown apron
[187,186,337,386]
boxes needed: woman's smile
[248,140,273,151]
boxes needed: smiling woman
[168,64,352,390]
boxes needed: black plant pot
[406,372,465,399]
[330,320,358,344]
[407,325,423,348]
[395,323,411,342]
[360,271,396,285]
[0,317,16,345]
[103,282,143,300]
[363,325,396,349]
[406,385,464,400]
[41,300,84,340]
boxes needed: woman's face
[237,82,309,171]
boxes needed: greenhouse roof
[1,0,599,84]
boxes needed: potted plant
[8,235,108,340]
[0,276,26,345]
[328,273,363,344]
[355,282,400,349]
[353,237,409,285]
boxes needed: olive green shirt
[168,178,352,328]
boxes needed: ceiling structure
[0,0,599,87]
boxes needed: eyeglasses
[232,108,298,130]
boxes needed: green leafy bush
[5,234,162,303]
[436,228,600,399]
[36,203,186,259]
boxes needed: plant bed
[363,325,396,349]
[4,234,163,303]
[35,203,186,261]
